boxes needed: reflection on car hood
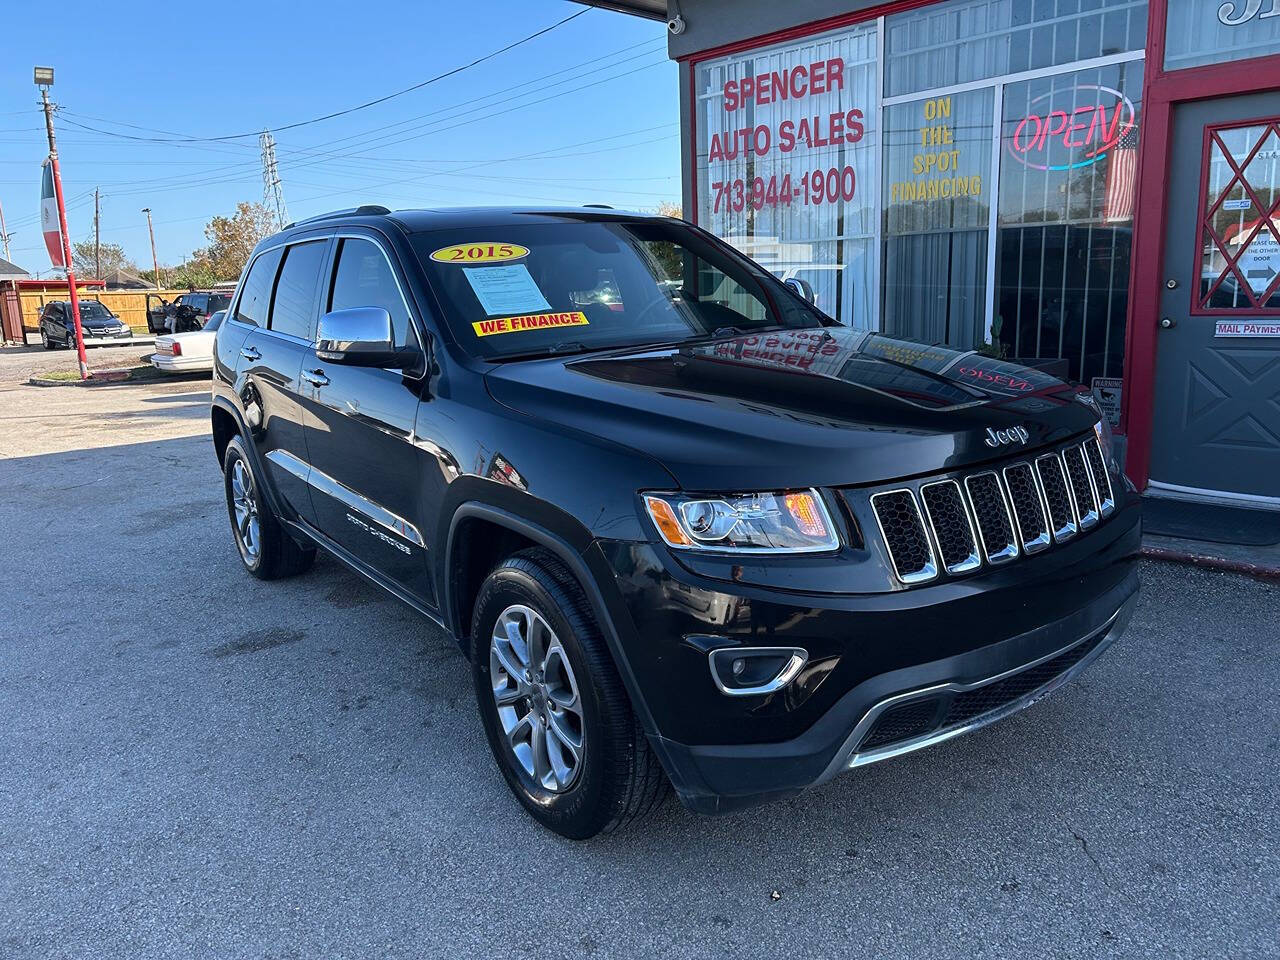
[484,327,1098,490]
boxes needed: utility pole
[93,187,101,279]
[36,67,89,381]
[0,199,11,261]
[142,207,160,290]
[260,130,289,226]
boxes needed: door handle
[240,346,261,361]
[302,368,330,388]
[1159,316,1176,329]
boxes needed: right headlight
[643,489,839,554]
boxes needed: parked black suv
[210,206,1141,839]
[38,298,132,348]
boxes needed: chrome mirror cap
[783,276,816,304]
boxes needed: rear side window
[189,294,208,314]
[210,293,232,313]
[269,241,328,340]
[328,237,415,348]
[235,248,283,327]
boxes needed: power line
[52,8,592,144]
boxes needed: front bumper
[591,494,1141,815]
[665,573,1136,813]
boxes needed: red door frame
[1121,0,1280,490]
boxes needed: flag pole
[38,74,88,380]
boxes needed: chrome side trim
[265,448,425,548]
[919,479,982,575]
[819,604,1129,780]
[707,647,808,697]
[869,489,939,585]
[963,471,1019,564]
[1002,461,1052,554]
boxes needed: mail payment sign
[473,311,590,338]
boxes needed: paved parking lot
[0,361,1276,959]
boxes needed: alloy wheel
[489,604,585,793]
[229,458,261,565]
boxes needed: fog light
[708,646,808,697]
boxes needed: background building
[583,0,1280,508]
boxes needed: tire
[222,435,316,581]
[40,327,51,350]
[471,548,669,839]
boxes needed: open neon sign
[1008,84,1135,172]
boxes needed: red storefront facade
[588,0,1280,504]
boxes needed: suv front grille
[865,434,1117,586]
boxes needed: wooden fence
[19,288,191,332]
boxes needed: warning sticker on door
[1090,377,1123,428]
[472,311,589,338]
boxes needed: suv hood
[484,327,1098,491]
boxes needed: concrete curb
[1141,542,1280,583]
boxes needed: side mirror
[783,277,816,304]
[316,306,414,368]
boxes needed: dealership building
[584,0,1280,511]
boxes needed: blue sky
[0,1,679,273]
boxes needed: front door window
[1198,119,1280,311]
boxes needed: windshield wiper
[711,325,745,338]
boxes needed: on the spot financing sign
[40,160,64,269]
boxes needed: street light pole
[142,207,160,291]
[94,187,101,279]
[37,72,88,381]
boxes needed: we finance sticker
[472,311,589,338]
[430,242,529,264]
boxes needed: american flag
[1102,123,1139,223]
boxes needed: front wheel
[471,549,669,839]
[40,327,52,350]
[221,435,316,580]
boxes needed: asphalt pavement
[0,359,1276,959]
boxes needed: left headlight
[643,489,839,553]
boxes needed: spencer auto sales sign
[696,25,878,223]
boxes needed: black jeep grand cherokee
[210,205,1140,839]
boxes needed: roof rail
[283,204,391,230]
[582,203,614,209]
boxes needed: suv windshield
[76,301,113,320]
[413,218,826,359]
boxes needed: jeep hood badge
[984,425,1030,448]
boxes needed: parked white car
[151,310,224,374]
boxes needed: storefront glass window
[1165,0,1280,71]
[693,23,880,327]
[882,89,994,349]
[994,59,1144,383]
[884,0,1147,99]
[1198,120,1280,310]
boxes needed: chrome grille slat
[1003,461,1052,553]
[963,472,1019,564]
[920,480,981,575]
[1034,454,1079,542]
[1062,444,1100,529]
[1082,436,1116,517]
[870,489,938,585]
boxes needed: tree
[655,201,682,221]
[71,237,136,278]
[192,202,278,283]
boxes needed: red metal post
[40,85,88,380]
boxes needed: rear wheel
[222,435,315,580]
[471,548,668,839]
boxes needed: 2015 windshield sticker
[472,311,589,337]
[430,242,529,264]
